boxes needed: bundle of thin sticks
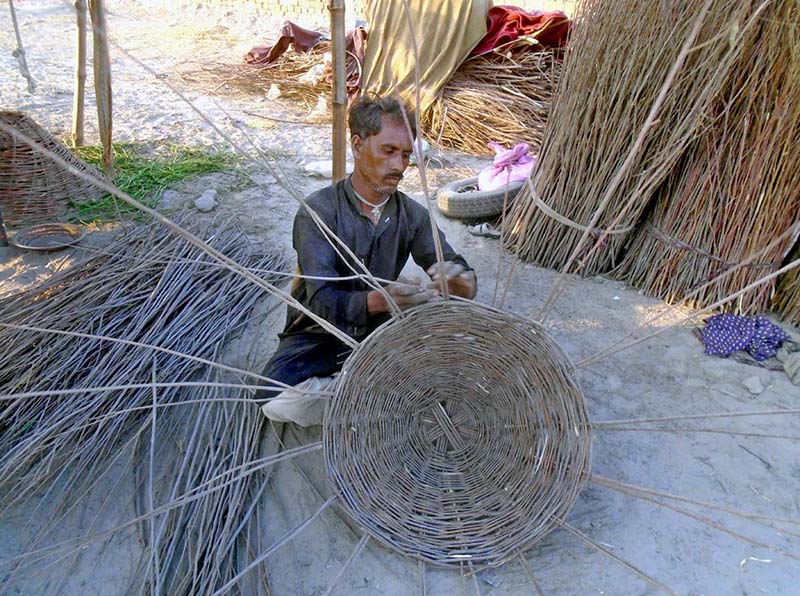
[503,0,767,274]
[180,41,331,108]
[0,221,286,592]
[616,1,800,315]
[423,41,561,155]
[131,382,274,595]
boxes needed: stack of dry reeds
[423,41,561,155]
[0,221,285,592]
[617,1,800,315]
[503,0,766,274]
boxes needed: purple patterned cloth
[702,314,789,361]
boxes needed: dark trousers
[256,332,352,400]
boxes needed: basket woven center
[323,301,591,567]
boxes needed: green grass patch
[71,142,238,222]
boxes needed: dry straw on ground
[180,43,331,110]
[616,0,800,315]
[182,39,561,155]
[503,0,769,275]
[325,300,591,567]
[0,111,104,226]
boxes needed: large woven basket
[0,111,104,226]
[324,300,591,567]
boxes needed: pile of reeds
[503,0,767,274]
[131,383,273,595]
[181,39,562,156]
[0,221,286,592]
[422,41,562,155]
[616,1,800,315]
[180,41,331,108]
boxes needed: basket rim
[10,222,86,251]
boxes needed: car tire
[435,176,525,219]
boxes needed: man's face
[352,115,413,197]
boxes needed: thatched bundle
[616,1,800,315]
[503,0,767,274]
[423,41,561,155]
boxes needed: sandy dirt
[2,2,799,595]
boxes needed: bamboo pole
[8,0,36,93]
[330,0,347,181]
[0,204,8,247]
[72,0,87,147]
[88,0,113,175]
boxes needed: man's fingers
[401,289,435,306]
[427,261,465,280]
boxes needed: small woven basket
[0,111,104,226]
[324,300,591,567]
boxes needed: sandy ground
[2,2,800,595]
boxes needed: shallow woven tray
[324,300,591,567]
[10,223,85,251]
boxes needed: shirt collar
[343,175,397,228]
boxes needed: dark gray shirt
[284,176,471,340]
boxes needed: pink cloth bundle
[477,142,536,191]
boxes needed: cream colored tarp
[361,0,490,114]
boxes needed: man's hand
[426,261,477,299]
[368,276,436,313]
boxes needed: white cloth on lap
[260,375,337,427]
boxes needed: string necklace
[353,188,390,223]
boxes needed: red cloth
[470,6,571,56]
[324,27,368,97]
[245,21,323,65]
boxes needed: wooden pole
[330,0,347,182]
[88,0,113,176]
[0,204,8,247]
[8,0,36,93]
[72,0,87,147]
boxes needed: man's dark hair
[348,96,417,141]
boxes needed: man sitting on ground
[258,96,476,416]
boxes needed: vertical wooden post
[8,0,37,93]
[0,204,8,247]
[72,0,87,147]
[88,0,113,176]
[330,0,347,182]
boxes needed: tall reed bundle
[503,0,764,274]
[775,242,800,324]
[0,221,285,590]
[180,42,331,108]
[616,2,800,315]
[422,42,561,155]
